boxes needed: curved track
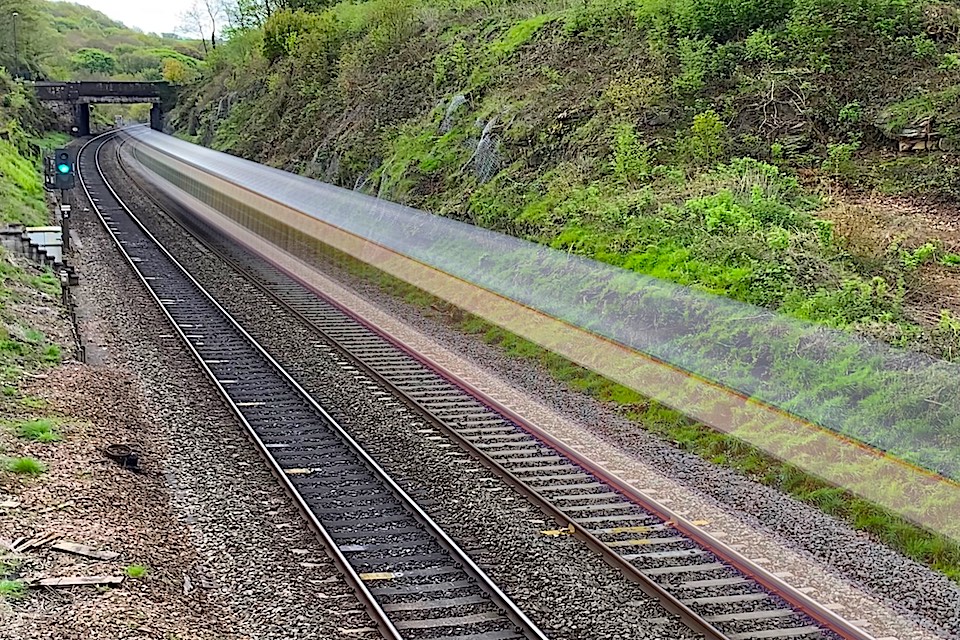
[78,130,549,640]
[87,128,876,640]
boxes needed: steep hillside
[174,0,960,357]
[0,0,205,83]
[0,72,63,225]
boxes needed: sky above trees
[67,0,195,33]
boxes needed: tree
[161,58,189,83]
[71,48,118,75]
[180,1,210,54]
[0,0,45,79]
[221,0,270,31]
[284,0,337,10]
[204,0,223,50]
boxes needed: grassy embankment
[172,0,960,578]
[0,72,70,597]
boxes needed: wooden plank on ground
[50,541,120,561]
[13,531,61,552]
[29,575,124,588]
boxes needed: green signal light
[57,163,71,174]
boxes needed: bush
[822,139,860,179]
[686,190,754,231]
[71,48,117,75]
[609,123,651,183]
[787,0,924,44]
[687,158,806,231]
[683,109,726,162]
[564,0,640,38]
[940,52,960,70]
[911,34,939,60]
[838,101,862,126]
[434,41,469,88]
[744,28,783,62]
[263,10,325,63]
[635,0,795,42]
[674,36,713,95]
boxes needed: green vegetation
[175,0,960,356]
[170,0,960,577]
[125,564,149,579]
[4,456,46,476]
[10,418,62,443]
[0,1,205,83]
[0,70,69,381]
[0,75,57,226]
[0,579,25,600]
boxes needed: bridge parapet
[33,81,173,105]
[31,81,175,135]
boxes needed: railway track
[95,128,875,640]
[78,131,549,640]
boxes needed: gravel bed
[240,215,960,638]
[108,141,960,639]
[0,364,239,640]
[69,179,375,640]
[102,141,700,639]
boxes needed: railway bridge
[32,81,175,136]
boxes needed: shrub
[263,10,325,63]
[565,0,639,37]
[292,12,345,83]
[609,123,651,183]
[636,0,794,41]
[602,76,666,116]
[71,48,117,75]
[434,41,469,88]
[901,242,937,269]
[673,36,713,95]
[690,0,795,41]
[686,109,726,162]
[686,190,754,231]
[838,101,862,126]
[744,28,783,62]
[940,53,960,70]
[822,139,860,179]
[911,34,939,60]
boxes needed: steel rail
[79,130,549,640]
[113,134,874,640]
[114,164,728,639]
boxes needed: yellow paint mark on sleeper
[540,525,575,537]
[359,572,398,581]
[609,525,652,534]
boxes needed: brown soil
[819,190,960,325]
[0,252,237,639]
[0,363,236,640]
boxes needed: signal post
[45,148,75,253]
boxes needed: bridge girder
[32,81,176,135]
